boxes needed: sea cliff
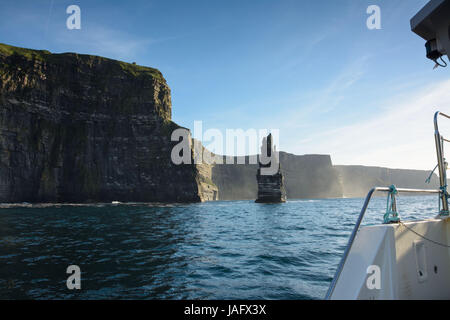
[0,43,216,202]
[0,43,439,203]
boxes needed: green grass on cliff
[0,43,51,60]
[0,42,165,82]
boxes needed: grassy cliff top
[0,42,165,82]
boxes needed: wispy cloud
[274,29,333,73]
[0,2,165,62]
[312,55,369,112]
[56,26,157,61]
[275,54,370,131]
[290,78,450,170]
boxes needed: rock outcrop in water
[0,43,217,202]
[255,134,286,203]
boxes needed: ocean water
[0,195,441,299]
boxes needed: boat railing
[434,111,450,214]
[325,186,442,300]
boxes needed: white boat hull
[330,218,450,299]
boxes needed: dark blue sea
[0,195,440,299]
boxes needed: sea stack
[255,134,286,203]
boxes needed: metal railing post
[434,111,449,215]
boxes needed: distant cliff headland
[0,43,439,203]
[211,154,439,200]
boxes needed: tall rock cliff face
[0,43,216,203]
[280,153,342,199]
[211,156,259,200]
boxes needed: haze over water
[0,195,439,299]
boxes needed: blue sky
[1,0,449,169]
